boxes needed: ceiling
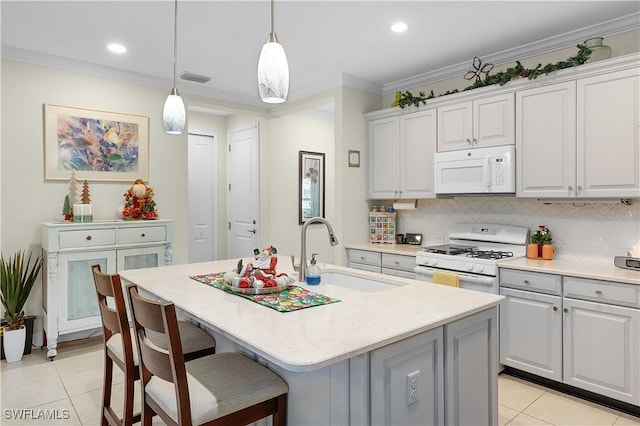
[2,1,639,109]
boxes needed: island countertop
[120,259,504,372]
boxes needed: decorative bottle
[306,253,321,285]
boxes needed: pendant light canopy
[257,0,289,104]
[163,0,185,134]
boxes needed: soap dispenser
[306,253,321,285]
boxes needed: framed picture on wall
[299,151,325,224]
[43,104,149,181]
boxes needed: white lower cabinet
[347,248,416,279]
[41,220,173,359]
[500,268,640,406]
[500,287,562,381]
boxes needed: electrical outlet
[434,235,444,243]
[406,370,420,406]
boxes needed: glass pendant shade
[163,88,186,134]
[258,34,289,104]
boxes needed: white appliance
[434,145,515,195]
[415,223,529,294]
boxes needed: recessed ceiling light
[391,22,408,33]
[107,43,127,54]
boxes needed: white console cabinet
[41,219,173,358]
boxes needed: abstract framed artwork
[299,151,325,225]
[44,104,149,181]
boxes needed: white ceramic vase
[3,326,26,362]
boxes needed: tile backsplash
[395,197,639,260]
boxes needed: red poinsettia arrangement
[122,179,158,220]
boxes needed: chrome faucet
[299,217,339,281]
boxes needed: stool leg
[122,366,135,425]
[102,354,113,426]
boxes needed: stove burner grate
[467,250,514,260]
[424,245,476,256]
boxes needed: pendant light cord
[172,0,178,89]
[270,0,274,34]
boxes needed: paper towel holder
[392,200,418,210]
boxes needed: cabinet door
[400,109,437,198]
[117,246,166,271]
[437,101,472,152]
[445,308,499,426]
[58,250,116,334]
[473,93,515,148]
[368,117,400,199]
[563,298,639,405]
[499,288,562,381]
[371,327,443,426]
[516,81,577,198]
[577,69,640,198]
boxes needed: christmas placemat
[190,273,341,313]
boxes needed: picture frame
[348,150,360,167]
[44,104,149,181]
[299,151,325,225]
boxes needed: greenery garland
[398,44,592,108]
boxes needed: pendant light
[257,0,289,103]
[163,0,186,134]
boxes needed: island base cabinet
[563,298,640,405]
[370,328,444,426]
[445,308,499,426]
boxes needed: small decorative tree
[68,171,79,204]
[81,180,91,204]
[62,194,72,221]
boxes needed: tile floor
[1,337,639,426]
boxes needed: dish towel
[432,271,460,287]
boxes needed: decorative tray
[223,283,289,295]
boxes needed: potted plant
[0,250,42,362]
[528,225,553,259]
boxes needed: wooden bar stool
[126,284,289,426]
[92,265,216,426]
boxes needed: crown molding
[383,12,640,95]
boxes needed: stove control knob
[431,259,438,267]
[475,265,485,273]
[466,264,474,271]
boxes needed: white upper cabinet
[516,81,577,198]
[517,67,639,198]
[577,68,640,198]
[437,93,515,152]
[368,109,437,199]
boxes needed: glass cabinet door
[117,246,166,271]
[59,250,116,333]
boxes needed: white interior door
[227,124,260,258]
[188,133,217,263]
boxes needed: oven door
[414,265,498,294]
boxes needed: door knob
[247,229,256,234]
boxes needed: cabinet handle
[553,306,558,311]
[86,235,92,241]
[466,138,472,145]
[523,280,530,285]
[140,233,146,238]
[360,256,365,260]
[595,290,602,295]
[394,261,400,265]
[568,185,574,193]
[577,185,583,192]
[563,308,569,313]
[472,138,478,145]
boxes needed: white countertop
[120,259,503,372]
[498,257,640,286]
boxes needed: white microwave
[434,145,515,195]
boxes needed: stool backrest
[126,284,193,424]
[92,265,133,363]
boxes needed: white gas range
[415,223,529,294]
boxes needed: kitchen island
[120,259,504,425]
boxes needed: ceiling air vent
[180,72,211,84]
